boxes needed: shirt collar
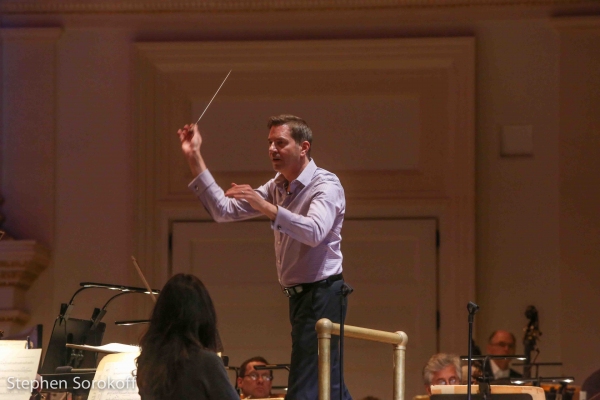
[274,159,317,192]
[295,159,317,188]
[490,359,509,379]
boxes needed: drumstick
[131,256,157,304]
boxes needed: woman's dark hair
[136,273,219,397]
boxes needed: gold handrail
[316,318,408,400]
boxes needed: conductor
[177,115,351,400]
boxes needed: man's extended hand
[176,123,206,176]
[226,183,278,220]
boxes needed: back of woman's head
[146,273,218,350]
[137,273,219,397]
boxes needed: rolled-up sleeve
[272,181,344,247]
[189,170,265,222]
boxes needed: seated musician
[136,273,239,400]
[484,330,522,381]
[237,356,282,399]
[422,353,463,395]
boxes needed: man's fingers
[177,124,197,143]
[176,129,186,143]
[225,184,253,199]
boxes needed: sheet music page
[0,348,42,400]
[66,343,140,354]
[0,340,27,349]
[87,351,140,400]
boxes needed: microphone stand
[467,302,480,400]
[339,282,353,400]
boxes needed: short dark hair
[267,115,312,158]
[238,356,272,378]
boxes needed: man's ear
[237,376,243,388]
[300,141,311,156]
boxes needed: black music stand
[39,317,106,398]
[432,394,534,400]
[3,324,43,348]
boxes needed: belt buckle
[283,285,303,298]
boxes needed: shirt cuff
[271,205,293,234]
[188,169,215,195]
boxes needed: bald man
[484,330,523,381]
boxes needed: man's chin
[253,389,270,398]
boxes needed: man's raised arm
[177,123,206,177]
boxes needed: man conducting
[177,115,351,400]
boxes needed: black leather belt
[282,273,343,298]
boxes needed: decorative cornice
[0,309,30,324]
[0,28,63,40]
[0,0,596,14]
[552,15,600,31]
[0,241,50,289]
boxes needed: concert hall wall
[0,1,598,397]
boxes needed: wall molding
[134,37,475,352]
[0,0,595,14]
[0,241,50,289]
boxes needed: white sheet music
[0,340,27,349]
[87,351,140,400]
[0,348,42,400]
[66,343,139,354]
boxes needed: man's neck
[490,359,510,379]
[282,158,310,183]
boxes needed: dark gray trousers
[285,279,352,400]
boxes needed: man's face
[426,365,460,395]
[268,124,307,180]
[486,330,516,370]
[237,361,272,399]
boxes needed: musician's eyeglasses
[434,377,459,385]
[490,341,515,349]
[245,373,273,381]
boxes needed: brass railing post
[393,334,408,400]
[316,318,408,400]
[316,318,333,400]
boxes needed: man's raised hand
[176,123,206,176]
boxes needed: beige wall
[1,1,599,388]
[475,18,563,372]
[556,19,600,384]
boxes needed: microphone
[467,301,479,315]
[467,301,479,400]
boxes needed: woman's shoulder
[187,348,225,367]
